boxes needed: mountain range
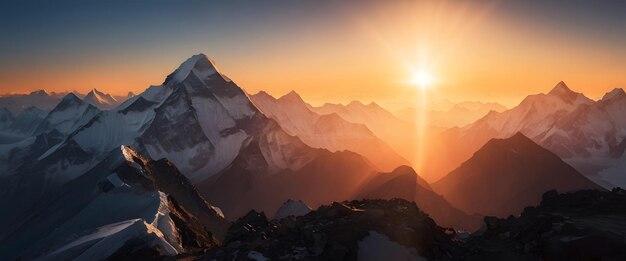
[250,90,407,171]
[422,81,626,188]
[394,101,507,129]
[0,54,621,259]
[309,100,421,165]
[0,54,438,259]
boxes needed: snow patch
[273,199,312,220]
[211,206,225,219]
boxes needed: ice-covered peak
[163,53,221,86]
[86,88,117,103]
[91,88,106,97]
[601,88,626,101]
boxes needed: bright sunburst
[410,70,435,89]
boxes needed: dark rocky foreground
[199,199,462,260]
[109,189,626,261]
[462,188,626,260]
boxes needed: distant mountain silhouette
[433,132,604,217]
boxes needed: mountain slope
[0,107,47,144]
[432,133,604,217]
[33,93,101,135]
[0,146,226,260]
[354,165,483,230]
[197,136,378,219]
[251,90,408,171]
[540,87,626,187]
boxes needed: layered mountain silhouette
[422,81,626,187]
[309,100,420,164]
[432,132,604,217]
[0,89,65,114]
[251,90,408,171]
[355,165,483,230]
[394,101,507,129]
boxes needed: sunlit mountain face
[1,1,625,260]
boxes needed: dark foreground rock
[111,189,626,260]
[463,188,626,260]
[196,198,462,260]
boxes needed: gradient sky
[1,0,625,109]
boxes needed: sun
[410,70,435,89]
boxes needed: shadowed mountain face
[433,133,604,217]
[198,143,377,219]
[251,90,408,171]
[355,166,483,231]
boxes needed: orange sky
[1,1,625,110]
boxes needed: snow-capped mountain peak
[163,53,225,87]
[85,88,117,105]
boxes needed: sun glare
[410,70,435,89]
